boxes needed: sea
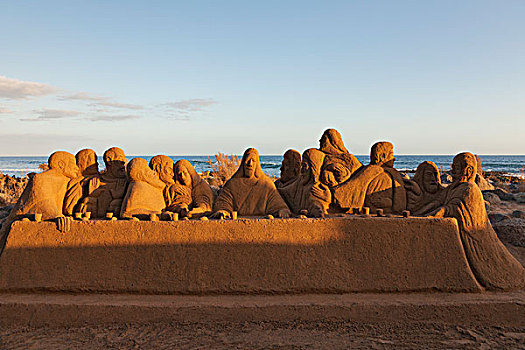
[0,155,524,179]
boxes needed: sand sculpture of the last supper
[0,129,523,294]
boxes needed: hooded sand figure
[428,152,524,290]
[64,148,100,215]
[213,148,291,218]
[278,148,331,217]
[318,129,362,188]
[120,158,166,218]
[165,159,214,217]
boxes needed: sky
[1,0,524,156]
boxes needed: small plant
[206,153,240,186]
[38,163,49,171]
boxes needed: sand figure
[318,129,362,187]
[120,158,166,218]
[427,152,524,290]
[274,149,301,188]
[278,148,331,217]
[332,141,406,214]
[406,161,446,216]
[64,149,100,215]
[213,148,291,218]
[165,159,214,217]
[149,155,175,205]
[79,147,128,217]
[0,151,79,254]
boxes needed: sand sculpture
[319,129,362,188]
[278,148,331,217]
[1,130,524,292]
[64,149,100,215]
[213,148,291,218]
[166,159,214,217]
[275,149,301,188]
[406,161,445,216]
[0,151,79,253]
[120,158,166,218]
[332,141,406,214]
[426,152,525,290]
[79,147,128,217]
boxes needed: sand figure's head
[150,155,175,185]
[300,148,326,186]
[413,161,441,194]
[233,148,265,179]
[174,159,200,188]
[48,151,80,179]
[127,157,161,185]
[75,149,99,176]
[370,141,395,168]
[280,149,301,184]
[319,129,349,155]
[451,152,477,183]
[103,147,126,179]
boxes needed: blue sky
[1,0,524,155]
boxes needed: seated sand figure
[149,155,175,204]
[213,148,291,219]
[64,149,100,215]
[406,161,446,216]
[79,147,128,217]
[278,148,331,217]
[332,141,406,214]
[0,151,79,253]
[274,149,301,188]
[427,152,524,290]
[165,159,214,217]
[318,129,362,187]
[120,158,166,218]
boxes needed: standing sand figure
[332,141,406,214]
[318,129,362,187]
[79,147,128,217]
[0,151,79,255]
[406,161,446,216]
[165,159,214,217]
[427,152,524,290]
[64,149,100,215]
[274,149,301,188]
[120,158,166,218]
[278,148,331,217]
[212,148,291,218]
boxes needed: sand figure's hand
[57,216,72,233]
[428,206,446,218]
[211,210,230,219]
[277,209,291,219]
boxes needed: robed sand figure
[274,149,301,188]
[120,158,166,218]
[278,148,331,217]
[0,151,79,255]
[427,152,524,290]
[63,149,100,215]
[406,161,446,216]
[165,159,214,217]
[213,148,291,218]
[332,141,406,214]
[318,129,362,188]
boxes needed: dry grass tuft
[206,153,241,187]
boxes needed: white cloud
[163,98,218,112]
[58,92,108,101]
[20,108,82,122]
[0,76,57,99]
[88,115,141,122]
[0,107,12,113]
[89,101,144,110]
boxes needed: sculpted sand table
[427,152,525,290]
[213,148,291,218]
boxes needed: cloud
[58,92,108,101]
[88,101,144,110]
[0,75,57,99]
[0,107,12,113]
[88,115,141,122]
[20,108,82,122]
[163,98,218,112]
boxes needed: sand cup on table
[170,212,179,221]
[376,209,384,217]
[402,210,410,218]
[74,212,82,220]
[106,212,113,220]
[150,213,159,222]
[83,212,91,221]
[231,211,238,220]
[362,207,370,216]
[33,213,42,222]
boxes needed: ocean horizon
[1,155,524,179]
